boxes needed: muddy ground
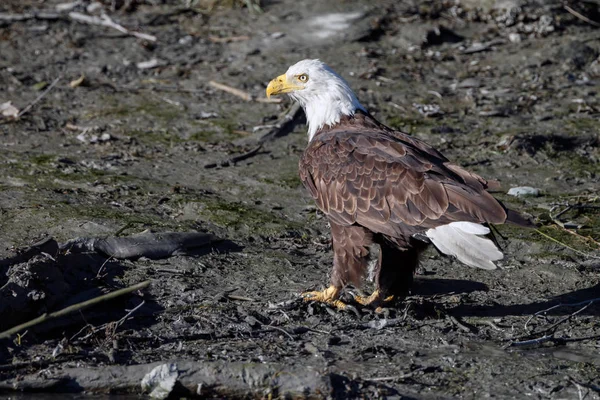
[1,0,600,398]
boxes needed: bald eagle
[266,59,530,309]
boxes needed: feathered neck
[289,76,366,141]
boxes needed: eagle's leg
[302,286,347,310]
[301,222,372,311]
[358,238,425,309]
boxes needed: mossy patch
[83,97,182,123]
[193,196,303,236]
[386,115,437,133]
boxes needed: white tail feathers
[425,222,503,270]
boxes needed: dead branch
[203,144,263,169]
[264,325,295,341]
[0,280,151,339]
[208,80,281,103]
[17,76,62,118]
[69,12,157,42]
[564,5,600,28]
[506,297,600,347]
[366,366,431,382]
[506,334,560,348]
[73,300,146,342]
[257,103,304,144]
[227,294,255,302]
[524,297,600,331]
[535,229,600,260]
[0,11,62,22]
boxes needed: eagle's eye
[298,74,309,83]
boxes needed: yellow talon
[353,289,395,308]
[302,285,347,310]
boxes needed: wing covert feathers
[298,117,511,240]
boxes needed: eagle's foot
[302,285,347,310]
[353,290,395,311]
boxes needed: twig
[507,334,560,348]
[75,300,146,341]
[0,280,151,339]
[17,77,61,118]
[569,376,600,396]
[506,298,599,347]
[0,11,62,22]
[564,5,600,28]
[524,297,600,331]
[258,103,304,144]
[203,103,304,169]
[535,229,600,260]
[265,325,295,341]
[203,144,263,169]
[469,318,504,331]
[366,366,429,382]
[69,12,157,42]
[208,80,280,103]
[227,294,255,302]
[448,314,475,333]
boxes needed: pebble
[507,186,540,197]
[508,33,521,43]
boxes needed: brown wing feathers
[299,122,510,243]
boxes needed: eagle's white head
[266,59,366,141]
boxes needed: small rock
[196,111,218,119]
[0,101,19,120]
[507,186,540,198]
[178,35,192,45]
[457,78,481,89]
[508,33,521,43]
[413,103,443,117]
[137,58,167,70]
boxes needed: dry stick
[265,325,295,341]
[564,4,600,28]
[524,297,600,331]
[366,366,429,382]
[75,300,146,341]
[535,229,600,260]
[69,12,157,42]
[203,144,263,169]
[507,334,558,348]
[208,80,281,104]
[507,299,599,347]
[0,11,62,22]
[203,102,303,169]
[227,294,255,302]
[17,76,61,118]
[258,103,303,144]
[0,280,151,339]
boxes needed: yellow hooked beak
[266,74,302,98]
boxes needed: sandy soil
[1,0,599,398]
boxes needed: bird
[266,59,531,310]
